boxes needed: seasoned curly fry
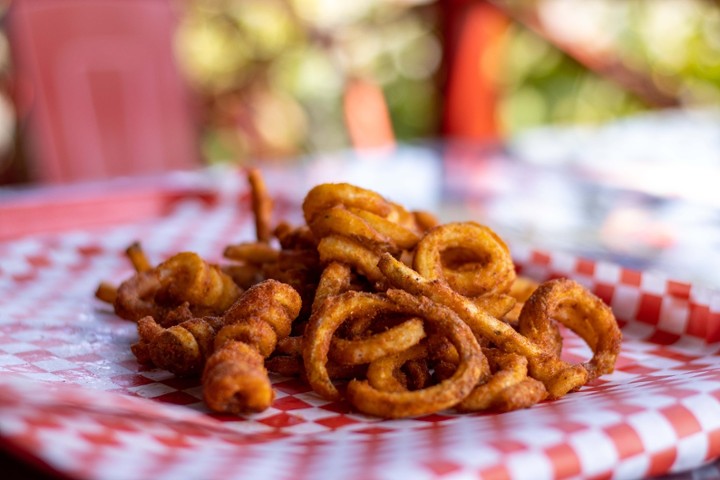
[329,317,426,365]
[201,280,302,414]
[377,252,591,399]
[413,222,516,297]
[345,289,487,419]
[203,342,273,414]
[126,242,153,273]
[100,174,621,419]
[248,167,274,243]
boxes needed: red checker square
[414,413,455,423]
[319,400,354,414]
[646,330,681,346]
[636,294,663,326]
[552,421,587,435]
[95,416,144,433]
[160,376,202,390]
[11,272,38,283]
[686,304,710,339]
[618,364,656,375]
[620,269,642,287]
[487,439,527,455]
[155,433,196,449]
[645,348,699,363]
[424,460,462,476]
[273,378,314,395]
[111,373,156,387]
[80,429,122,447]
[666,280,691,300]
[530,250,551,266]
[575,257,596,276]
[603,423,644,459]
[476,464,512,480]
[314,415,361,429]
[647,447,677,478]
[26,254,51,268]
[272,396,314,411]
[15,350,55,362]
[587,472,613,480]
[609,403,647,416]
[545,443,581,478]
[32,338,66,349]
[258,412,306,428]
[154,391,201,406]
[659,404,702,438]
[660,388,700,400]
[77,244,104,256]
[593,283,616,306]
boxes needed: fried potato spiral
[99,173,621,418]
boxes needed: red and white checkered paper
[1,193,720,480]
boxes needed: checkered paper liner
[1,195,720,480]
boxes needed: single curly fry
[126,241,153,273]
[345,289,487,419]
[223,279,302,340]
[223,242,280,265]
[203,341,274,414]
[518,278,622,381]
[348,207,420,251]
[303,291,404,401]
[366,342,428,393]
[457,349,539,412]
[248,167,274,243]
[214,318,278,358]
[302,183,393,226]
[413,222,516,297]
[412,210,439,232]
[95,281,118,304]
[309,205,394,251]
[329,317,426,365]
[156,252,241,313]
[132,315,221,376]
[312,262,353,312]
[317,235,385,285]
[114,270,162,322]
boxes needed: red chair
[7,0,200,184]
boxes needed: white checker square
[640,273,669,295]
[0,342,44,354]
[568,430,619,477]
[611,285,642,321]
[34,358,80,372]
[682,395,720,430]
[626,411,678,453]
[656,297,691,335]
[612,454,650,480]
[507,451,554,480]
[594,261,622,285]
[508,426,564,448]
[567,410,622,428]
[129,382,178,398]
[0,354,26,367]
[672,432,708,473]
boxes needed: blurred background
[2,0,720,289]
[1,0,719,184]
